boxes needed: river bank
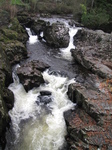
[0,10,112,150]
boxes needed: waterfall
[60,27,78,60]
[26,28,38,44]
[5,17,77,150]
[6,68,75,150]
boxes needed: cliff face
[0,10,28,148]
[65,28,112,149]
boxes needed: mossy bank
[0,10,28,149]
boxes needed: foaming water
[6,69,75,150]
[5,17,78,150]
[26,28,38,44]
[60,28,78,60]
[40,17,78,60]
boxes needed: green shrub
[11,0,24,5]
[81,8,109,28]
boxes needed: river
[5,17,79,150]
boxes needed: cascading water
[5,17,78,150]
[39,17,79,60]
[5,68,75,150]
[60,28,78,60]
[26,28,38,44]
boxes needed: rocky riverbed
[0,11,112,150]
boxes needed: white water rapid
[26,28,38,44]
[5,18,78,150]
[60,28,78,60]
[6,68,75,150]
[39,17,79,60]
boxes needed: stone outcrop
[0,12,28,148]
[65,27,112,149]
[17,60,49,92]
[31,19,48,36]
[17,12,34,27]
[0,17,28,65]
[0,46,14,146]
[72,28,112,78]
[43,22,70,48]
[65,76,112,149]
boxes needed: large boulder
[43,22,70,48]
[72,28,112,78]
[17,60,49,91]
[31,19,48,36]
[17,12,34,27]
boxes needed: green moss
[11,0,24,5]
[1,29,18,40]
[9,17,25,33]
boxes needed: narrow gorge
[0,12,112,150]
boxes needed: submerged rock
[40,90,52,96]
[72,28,112,78]
[37,95,52,104]
[37,90,52,104]
[17,60,49,91]
[43,22,70,48]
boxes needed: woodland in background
[0,0,112,32]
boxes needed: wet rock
[0,14,27,148]
[0,46,12,86]
[40,90,52,96]
[17,60,49,91]
[17,12,34,27]
[31,19,48,36]
[72,28,112,78]
[0,90,9,139]
[37,95,52,104]
[36,90,52,105]
[43,22,70,48]
[3,88,14,110]
[0,47,13,147]
[49,70,67,77]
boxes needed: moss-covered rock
[0,12,28,147]
[0,46,12,86]
[2,40,27,65]
[0,10,10,27]
[1,28,18,40]
[0,88,9,137]
[8,17,28,43]
[0,46,14,146]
